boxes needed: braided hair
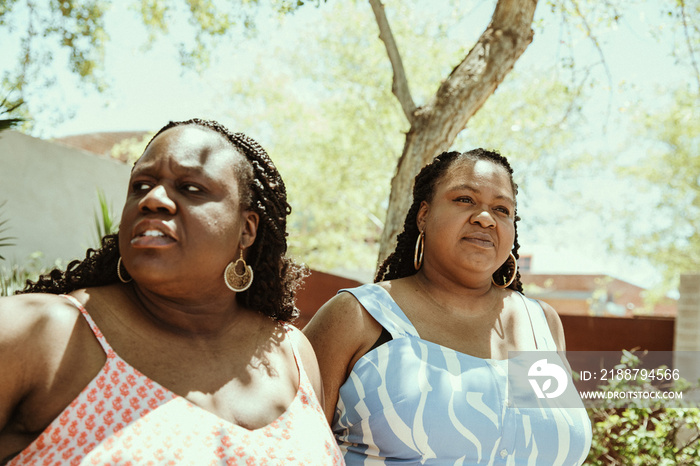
[20,118,307,321]
[375,148,523,292]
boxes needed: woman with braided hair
[0,119,343,465]
[305,149,591,465]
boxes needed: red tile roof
[52,131,150,162]
[521,273,676,318]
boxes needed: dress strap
[60,294,114,354]
[282,324,316,393]
[339,283,419,339]
[283,323,303,370]
[518,293,558,351]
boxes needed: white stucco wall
[0,130,131,269]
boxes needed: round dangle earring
[224,250,254,292]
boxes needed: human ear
[416,201,429,232]
[240,210,260,249]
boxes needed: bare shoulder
[303,285,382,422]
[0,293,94,443]
[0,293,84,344]
[286,324,316,365]
[304,286,384,359]
[303,290,374,370]
[305,289,368,335]
[285,325,324,405]
[0,293,77,389]
[0,292,95,379]
[536,299,566,352]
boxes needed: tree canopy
[1,0,698,290]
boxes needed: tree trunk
[375,0,539,269]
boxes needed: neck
[411,270,502,317]
[415,261,496,295]
[128,283,252,337]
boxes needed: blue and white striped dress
[332,284,592,465]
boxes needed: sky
[3,1,684,138]
[1,0,695,291]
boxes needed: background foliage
[0,1,697,281]
[586,351,700,464]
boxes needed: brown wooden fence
[560,314,674,352]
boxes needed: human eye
[495,206,511,215]
[131,181,152,193]
[455,196,474,204]
[180,182,205,194]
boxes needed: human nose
[139,185,176,214]
[471,209,496,228]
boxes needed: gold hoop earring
[117,257,132,284]
[225,250,254,292]
[414,230,425,270]
[492,251,517,289]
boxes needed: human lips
[130,221,177,247]
[462,232,495,248]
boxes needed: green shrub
[586,351,700,464]
[0,252,52,296]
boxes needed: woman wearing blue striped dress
[304,149,592,465]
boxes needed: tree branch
[679,0,700,92]
[368,0,416,124]
[377,0,539,264]
[418,0,538,145]
[569,0,613,126]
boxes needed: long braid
[375,149,523,293]
[19,234,121,294]
[227,130,306,321]
[376,151,461,281]
[21,118,306,321]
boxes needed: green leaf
[0,201,17,261]
[93,188,118,247]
